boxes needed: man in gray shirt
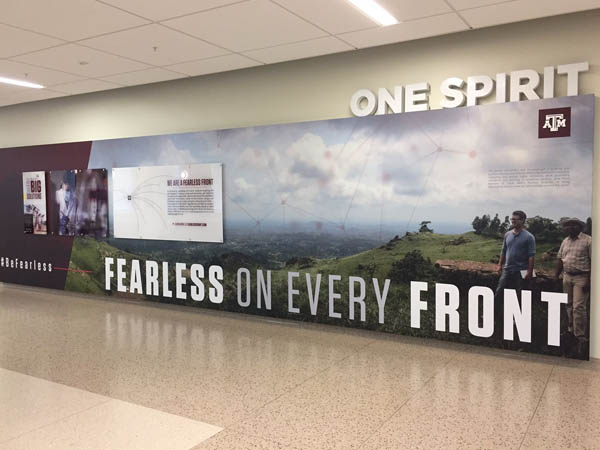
[494,210,536,341]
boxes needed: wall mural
[0,95,594,359]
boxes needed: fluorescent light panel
[348,0,398,26]
[0,76,44,89]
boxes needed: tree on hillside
[419,221,433,233]
[586,217,592,236]
[499,215,510,235]
[472,214,490,235]
[472,216,482,234]
[526,215,562,242]
[473,213,567,243]
[389,250,434,283]
[489,213,501,235]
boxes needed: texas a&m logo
[544,114,566,132]
[538,107,571,138]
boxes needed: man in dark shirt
[494,210,536,341]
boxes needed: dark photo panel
[49,170,77,236]
[75,169,108,238]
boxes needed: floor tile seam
[322,337,393,363]
[0,398,113,445]
[0,367,224,443]
[188,429,306,450]
[0,364,105,386]
[358,335,471,360]
[259,326,375,354]
[0,366,116,398]
[222,347,366,433]
[249,326,376,371]
[350,338,385,355]
[354,354,457,449]
[227,363,338,424]
[277,339,376,389]
[517,364,555,450]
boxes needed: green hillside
[65,237,143,294]
[289,231,556,275]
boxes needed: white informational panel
[112,164,223,242]
[22,171,47,234]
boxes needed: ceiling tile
[80,24,229,66]
[377,0,453,21]
[0,87,66,107]
[244,37,353,64]
[163,0,327,52]
[460,0,600,28]
[339,13,468,48]
[0,60,83,86]
[100,68,187,86]
[99,0,244,21]
[13,44,149,78]
[446,0,515,10]
[274,0,453,32]
[0,24,64,58]
[166,54,260,77]
[51,79,123,94]
[0,0,148,41]
[0,83,29,97]
[271,0,376,34]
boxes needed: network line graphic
[113,172,171,236]
[221,108,484,240]
[87,95,593,242]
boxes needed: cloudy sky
[89,95,594,234]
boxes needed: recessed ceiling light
[0,76,44,89]
[347,0,398,26]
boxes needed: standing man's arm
[497,238,506,273]
[554,259,564,279]
[525,234,535,280]
[587,236,592,267]
[584,237,592,289]
[555,240,565,281]
[526,256,534,280]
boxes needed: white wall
[1,10,599,356]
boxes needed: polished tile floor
[0,283,599,449]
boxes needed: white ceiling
[0,0,598,107]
